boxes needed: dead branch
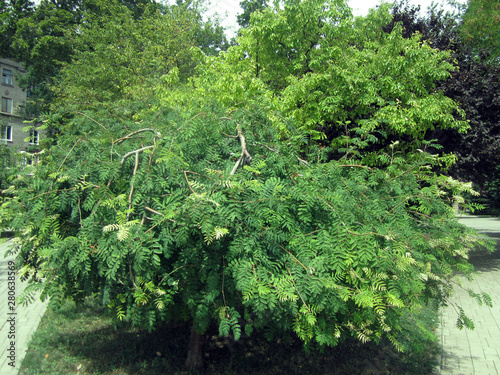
[339,164,373,170]
[184,171,196,193]
[230,125,253,175]
[145,206,164,216]
[127,152,140,218]
[114,128,161,145]
[120,146,155,165]
[77,112,107,130]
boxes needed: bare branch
[77,112,107,130]
[184,171,196,193]
[145,206,164,216]
[114,128,161,145]
[253,141,309,167]
[120,146,155,165]
[296,156,309,167]
[57,139,82,173]
[230,157,243,176]
[221,131,238,139]
[127,152,140,219]
[230,125,253,175]
[128,256,138,289]
[339,164,373,170]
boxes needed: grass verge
[19,297,440,375]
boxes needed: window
[19,151,38,167]
[2,154,11,168]
[1,125,12,142]
[29,129,39,145]
[2,69,13,85]
[1,97,13,113]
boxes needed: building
[0,57,40,166]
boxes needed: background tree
[460,0,500,60]
[196,0,468,160]
[11,0,84,117]
[387,0,500,212]
[7,0,228,118]
[0,0,35,57]
[236,0,267,28]
[172,0,230,56]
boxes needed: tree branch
[184,171,196,193]
[127,152,140,219]
[230,125,252,175]
[114,128,161,145]
[77,112,107,130]
[120,146,155,165]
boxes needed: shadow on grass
[19,298,440,375]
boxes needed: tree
[196,0,467,158]
[1,0,493,372]
[11,0,84,117]
[387,0,500,211]
[49,0,215,112]
[171,0,230,56]
[436,57,500,209]
[460,0,500,60]
[4,101,490,370]
[0,0,35,57]
[236,0,267,28]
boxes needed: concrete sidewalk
[438,215,500,375]
[0,239,48,375]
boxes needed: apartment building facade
[1,57,40,166]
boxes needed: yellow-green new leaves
[204,227,229,245]
[103,220,139,242]
[279,21,468,140]
[194,1,468,147]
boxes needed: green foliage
[0,0,35,58]
[388,0,500,211]
[50,0,207,111]
[237,0,267,29]
[1,95,487,351]
[460,0,500,60]
[196,1,468,154]
[6,0,228,118]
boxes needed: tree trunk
[185,321,205,371]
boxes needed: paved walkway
[0,239,48,375]
[439,215,500,375]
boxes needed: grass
[19,297,441,375]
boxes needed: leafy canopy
[4,100,487,348]
[388,0,500,210]
[460,0,500,60]
[196,1,468,155]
